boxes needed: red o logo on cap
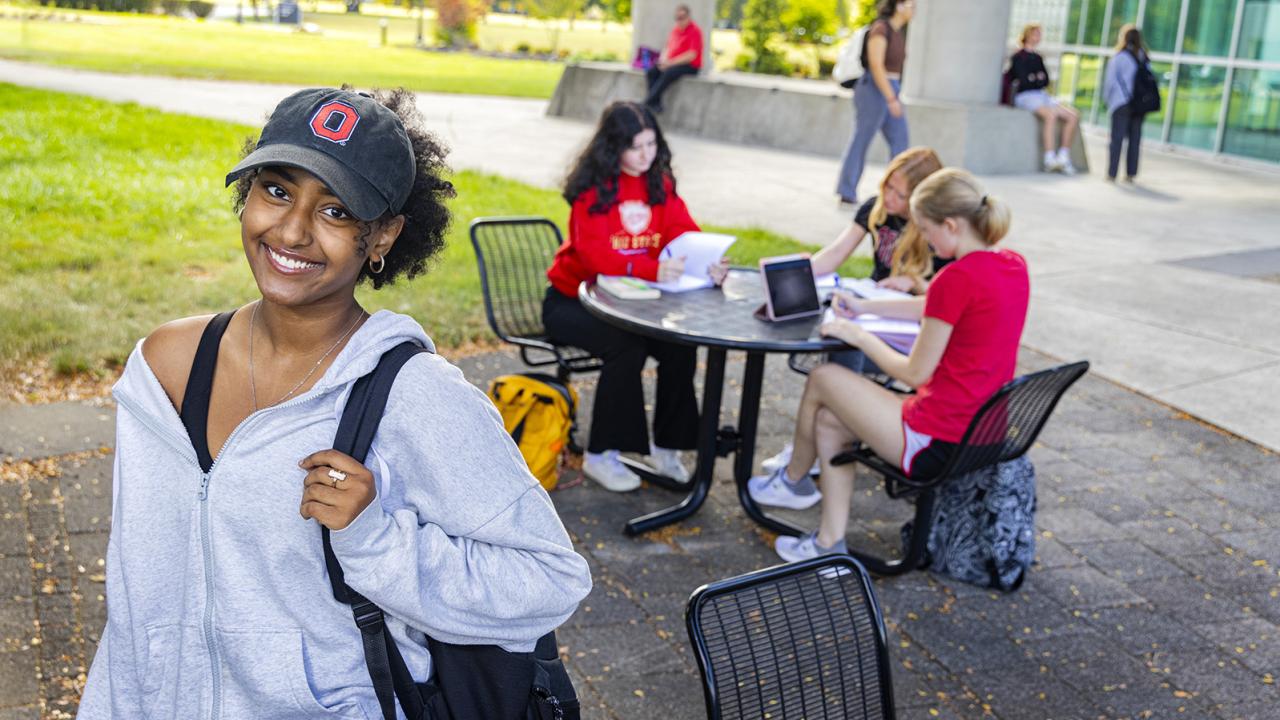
[309,101,361,144]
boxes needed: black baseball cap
[225,88,415,222]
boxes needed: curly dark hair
[563,101,675,214]
[231,87,455,290]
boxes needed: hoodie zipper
[195,389,327,720]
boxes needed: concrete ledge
[548,63,1088,174]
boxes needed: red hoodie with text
[547,172,700,297]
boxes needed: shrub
[434,0,485,47]
[515,40,532,54]
[739,0,784,63]
[733,49,791,76]
[190,0,213,17]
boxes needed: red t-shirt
[665,21,704,69]
[546,172,700,297]
[902,249,1029,442]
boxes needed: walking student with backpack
[79,87,591,719]
[1103,24,1161,183]
[835,0,914,206]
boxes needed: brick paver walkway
[1,347,1277,719]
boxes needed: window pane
[1108,0,1140,45]
[1059,52,1080,98]
[1223,69,1280,162]
[1066,0,1083,44]
[1169,64,1227,150]
[1073,54,1103,117]
[1143,61,1175,139]
[1183,0,1237,56]
[1238,0,1280,61]
[1141,0,1182,53]
[1082,0,1109,45]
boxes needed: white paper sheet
[648,274,715,293]
[840,277,912,300]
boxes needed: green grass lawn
[0,84,865,374]
[0,10,564,97]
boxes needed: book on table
[597,275,661,300]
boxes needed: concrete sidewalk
[1,347,1277,719]
[3,60,1280,452]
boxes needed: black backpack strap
[323,341,431,720]
[179,311,236,473]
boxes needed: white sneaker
[748,466,822,510]
[1044,151,1063,172]
[583,451,642,492]
[775,530,848,563]
[1056,147,1076,175]
[761,442,820,476]
[648,444,691,484]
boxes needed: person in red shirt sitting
[644,4,703,113]
[543,101,717,492]
[746,169,1030,562]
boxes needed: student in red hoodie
[544,101,713,493]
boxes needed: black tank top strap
[180,311,236,473]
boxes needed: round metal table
[580,269,845,536]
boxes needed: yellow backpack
[487,373,578,490]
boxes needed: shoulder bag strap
[179,311,236,473]
[323,341,431,720]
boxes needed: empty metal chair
[831,361,1090,575]
[469,216,603,381]
[686,555,895,720]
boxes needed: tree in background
[717,0,747,28]
[738,0,789,73]
[851,0,876,26]
[435,0,487,46]
[783,0,837,74]
[524,0,583,52]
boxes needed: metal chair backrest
[686,555,895,720]
[941,361,1090,478]
[469,217,563,344]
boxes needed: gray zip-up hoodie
[78,310,592,720]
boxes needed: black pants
[542,288,699,454]
[1108,106,1145,179]
[644,64,698,110]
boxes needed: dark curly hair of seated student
[231,87,455,290]
[563,101,675,215]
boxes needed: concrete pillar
[632,0,715,74]
[901,0,1013,105]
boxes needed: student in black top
[1009,23,1080,174]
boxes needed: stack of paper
[823,307,920,355]
[647,232,736,293]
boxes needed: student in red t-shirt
[543,101,723,493]
[644,4,703,113]
[748,169,1029,562]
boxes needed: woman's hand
[658,256,687,283]
[830,289,863,318]
[887,96,904,118]
[877,275,916,293]
[708,258,730,286]
[820,317,870,347]
[299,450,376,531]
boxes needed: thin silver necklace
[249,302,365,410]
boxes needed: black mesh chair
[686,554,895,720]
[831,361,1090,576]
[470,216,603,381]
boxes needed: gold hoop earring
[369,256,385,274]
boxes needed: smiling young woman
[77,87,592,719]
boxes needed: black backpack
[326,341,581,720]
[1124,49,1161,114]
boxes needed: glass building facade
[1010,0,1280,165]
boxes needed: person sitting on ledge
[644,4,703,114]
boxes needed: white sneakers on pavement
[775,531,849,563]
[761,442,820,477]
[1045,148,1076,175]
[748,466,822,510]
[648,444,691,484]
[583,450,642,493]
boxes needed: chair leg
[847,488,936,576]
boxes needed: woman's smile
[262,241,325,276]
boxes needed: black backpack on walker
[324,341,580,720]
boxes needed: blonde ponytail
[909,168,1012,247]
